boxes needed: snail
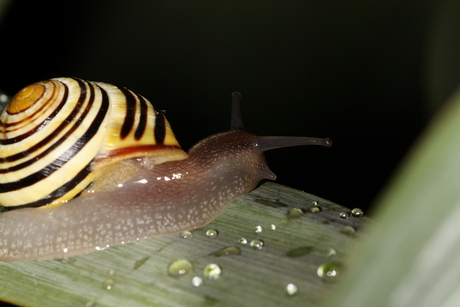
[0,77,331,262]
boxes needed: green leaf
[322,87,460,307]
[0,182,366,307]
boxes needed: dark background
[1,0,459,214]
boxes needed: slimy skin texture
[0,90,331,262]
[0,131,274,261]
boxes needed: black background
[1,0,459,215]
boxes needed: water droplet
[85,301,97,307]
[203,263,222,280]
[206,229,218,238]
[210,246,241,257]
[238,237,248,244]
[287,208,304,220]
[307,206,321,213]
[103,278,114,290]
[286,246,313,257]
[180,231,193,238]
[271,224,277,230]
[168,259,194,278]
[317,262,343,282]
[191,276,203,287]
[254,225,263,234]
[250,239,264,250]
[340,226,356,236]
[351,208,364,217]
[312,200,318,206]
[327,248,337,257]
[339,212,349,219]
[109,269,116,276]
[134,256,149,269]
[285,283,298,296]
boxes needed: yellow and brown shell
[0,78,188,208]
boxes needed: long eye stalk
[257,136,331,152]
[230,92,331,151]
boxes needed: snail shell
[0,79,331,261]
[0,78,187,208]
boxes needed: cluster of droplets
[249,239,264,250]
[287,200,324,219]
[236,223,278,251]
[170,228,231,287]
[339,208,364,219]
[166,259,223,287]
[239,236,265,250]
[52,193,357,304]
[167,198,353,294]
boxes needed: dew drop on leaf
[285,283,298,296]
[206,229,218,238]
[351,208,364,217]
[203,264,222,280]
[191,276,203,287]
[103,278,114,290]
[317,262,343,282]
[250,239,264,250]
[287,208,304,220]
[254,225,263,234]
[180,231,193,239]
[168,259,194,278]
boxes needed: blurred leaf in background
[322,82,460,307]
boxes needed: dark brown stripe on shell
[135,94,148,140]
[7,162,93,209]
[119,86,136,139]
[0,83,110,195]
[154,110,166,144]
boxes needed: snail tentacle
[0,79,331,261]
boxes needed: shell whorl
[0,78,187,208]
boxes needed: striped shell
[0,78,188,208]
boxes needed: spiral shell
[0,78,188,208]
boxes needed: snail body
[0,78,331,261]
